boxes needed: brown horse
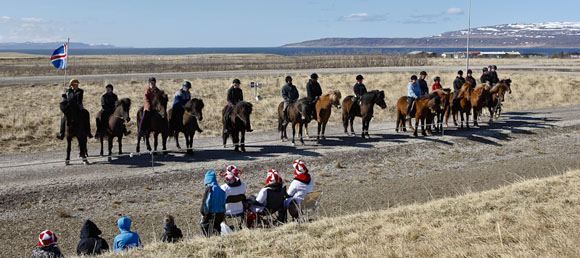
[223,101,253,152]
[169,98,204,155]
[98,98,131,161]
[278,98,313,146]
[487,79,512,119]
[59,99,89,165]
[432,88,451,132]
[446,83,472,129]
[468,85,491,127]
[395,96,414,133]
[136,90,169,154]
[304,90,342,141]
[395,95,440,136]
[342,90,387,138]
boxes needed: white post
[466,0,472,71]
[63,38,70,89]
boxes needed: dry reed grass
[1,69,579,154]
[91,169,580,257]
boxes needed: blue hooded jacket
[113,217,141,252]
[200,170,226,215]
[408,81,422,98]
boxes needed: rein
[185,110,200,120]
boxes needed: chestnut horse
[136,90,169,154]
[223,101,253,152]
[304,90,342,141]
[277,98,313,146]
[432,88,451,132]
[169,98,204,155]
[446,83,472,129]
[468,85,491,127]
[98,98,131,161]
[395,95,440,136]
[487,79,512,119]
[60,99,90,165]
[342,90,387,138]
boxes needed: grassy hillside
[97,170,580,257]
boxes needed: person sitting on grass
[248,169,288,224]
[285,160,315,219]
[220,165,247,217]
[77,219,109,255]
[160,215,183,243]
[113,217,142,252]
[200,170,226,237]
[32,230,63,258]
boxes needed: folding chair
[298,191,323,222]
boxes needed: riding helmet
[183,81,192,88]
[310,73,318,79]
[492,65,497,70]
[467,69,473,74]
[356,74,364,80]
[232,78,241,85]
[482,67,488,72]
[410,75,418,80]
[148,77,156,83]
[69,78,79,86]
[434,76,440,82]
[285,76,293,83]
[420,71,427,76]
[105,84,114,89]
[457,70,463,75]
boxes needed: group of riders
[56,64,502,142]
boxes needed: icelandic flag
[50,44,67,69]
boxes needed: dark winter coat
[306,79,322,103]
[281,83,299,103]
[31,245,63,258]
[160,225,183,243]
[101,92,118,114]
[489,71,499,84]
[453,76,466,99]
[353,82,367,99]
[480,73,492,84]
[418,78,429,95]
[466,76,477,87]
[63,88,85,110]
[77,220,109,255]
[227,87,244,106]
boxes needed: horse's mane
[235,101,253,114]
[115,98,131,108]
[184,98,202,110]
[489,83,508,94]
[361,90,380,101]
[322,90,341,102]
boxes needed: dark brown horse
[223,101,253,152]
[431,88,451,132]
[341,90,387,138]
[169,98,204,155]
[304,90,342,141]
[98,98,131,161]
[136,90,169,154]
[277,98,313,146]
[446,83,472,129]
[59,99,89,165]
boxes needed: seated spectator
[248,169,288,223]
[160,215,183,243]
[77,219,109,255]
[32,230,63,258]
[285,160,315,219]
[113,217,141,252]
[220,165,247,217]
[200,170,226,237]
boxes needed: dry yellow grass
[90,169,580,257]
[2,69,580,154]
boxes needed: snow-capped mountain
[284,22,580,48]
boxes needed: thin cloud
[339,13,385,22]
[444,8,463,15]
[402,7,464,24]
[0,16,66,42]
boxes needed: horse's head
[297,98,313,122]
[375,90,387,109]
[115,98,132,122]
[235,101,253,127]
[152,90,168,118]
[427,95,442,113]
[503,78,512,94]
[330,90,342,109]
[185,98,204,121]
[59,99,79,122]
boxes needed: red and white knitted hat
[293,160,308,175]
[266,169,282,184]
[38,230,57,247]
[220,165,243,183]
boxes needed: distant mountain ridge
[283,22,580,48]
[0,42,117,50]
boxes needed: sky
[1,0,579,48]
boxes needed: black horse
[59,99,90,165]
[341,90,387,138]
[222,101,253,152]
[98,98,131,161]
[277,98,313,146]
[169,98,204,155]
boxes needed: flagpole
[466,0,471,71]
[63,38,70,89]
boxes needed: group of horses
[58,79,511,165]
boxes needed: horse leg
[342,113,349,134]
[79,137,89,165]
[136,131,141,153]
[349,117,355,136]
[421,118,427,136]
[317,122,322,141]
[233,130,240,152]
[304,123,309,139]
[223,130,230,147]
[321,122,327,140]
[175,131,181,149]
[162,133,168,155]
[186,133,194,155]
[299,123,304,145]
[99,134,104,156]
[466,112,470,129]
[107,136,113,161]
[396,112,401,132]
[118,135,123,155]
[65,137,71,165]
[473,107,479,127]
[145,132,152,152]
[414,118,419,137]
[153,132,159,153]
[240,130,246,152]
[488,106,494,124]
[291,122,296,146]
[361,119,367,139]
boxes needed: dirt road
[1,105,580,257]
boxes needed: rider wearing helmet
[170,81,192,134]
[281,76,299,126]
[405,75,421,120]
[489,65,499,85]
[95,84,130,139]
[480,67,492,84]
[432,76,442,91]
[139,77,160,135]
[224,79,251,133]
[465,69,477,88]
[306,73,322,120]
[418,71,429,95]
[349,75,367,116]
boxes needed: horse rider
[405,75,421,120]
[170,81,192,133]
[418,71,429,95]
[95,84,130,138]
[281,76,299,127]
[432,76,443,91]
[489,65,499,85]
[305,73,322,120]
[349,74,367,117]
[480,67,492,84]
[139,77,160,135]
[452,70,466,108]
[224,79,252,133]
[57,78,92,140]
[465,69,477,88]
